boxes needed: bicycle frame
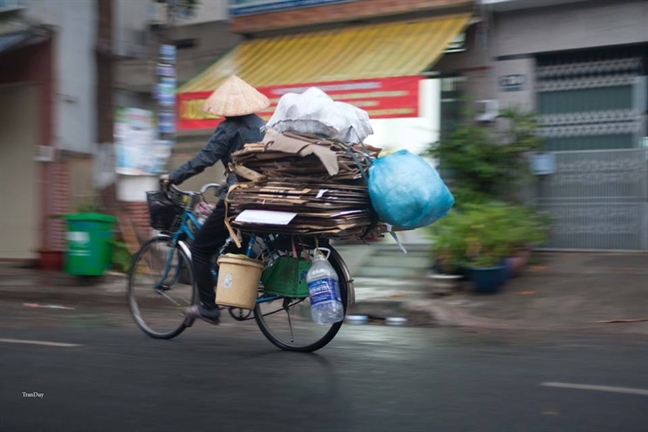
[132,183,355,350]
[160,207,281,305]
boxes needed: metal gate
[536,148,648,251]
[535,47,647,250]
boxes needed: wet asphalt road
[0,302,647,432]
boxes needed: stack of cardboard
[230,131,379,181]
[225,130,385,239]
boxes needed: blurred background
[0,1,647,431]
[0,0,646,267]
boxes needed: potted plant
[431,202,551,293]
[423,108,550,290]
[465,249,508,294]
[500,206,550,278]
[429,203,516,293]
[428,211,466,295]
[462,204,510,293]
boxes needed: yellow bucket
[215,254,264,310]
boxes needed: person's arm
[168,124,232,185]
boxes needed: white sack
[266,87,373,143]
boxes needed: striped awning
[178,13,471,93]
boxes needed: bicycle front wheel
[128,236,195,339]
[254,244,348,352]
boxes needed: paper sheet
[316,189,329,198]
[234,210,298,225]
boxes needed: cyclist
[160,75,269,325]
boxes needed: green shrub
[111,239,132,274]
[428,202,550,270]
[427,108,542,207]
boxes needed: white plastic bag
[267,87,373,143]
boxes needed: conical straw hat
[202,75,270,117]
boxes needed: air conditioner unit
[475,99,499,122]
[34,145,55,162]
[443,32,466,53]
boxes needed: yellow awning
[178,13,471,93]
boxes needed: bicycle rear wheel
[254,244,348,352]
[128,236,195,339]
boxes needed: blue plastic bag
[368,150,454,229]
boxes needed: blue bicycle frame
[161,206,280,305]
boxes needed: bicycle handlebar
[161,181,224,198]
[199,183,224,195]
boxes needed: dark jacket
[169,114,265,199]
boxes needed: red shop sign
[177,75,421,131]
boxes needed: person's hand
[196,201,214,216]
[159,174,171,189]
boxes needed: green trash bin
[63,213,117,276]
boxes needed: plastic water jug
[307,248,344,325]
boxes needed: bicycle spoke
[128,237,195,339]
[285,311,294,343]
[254,243,347,352]
[157,289,184,307]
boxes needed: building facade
[0,0,241,262]
[176,0,474,173]
[111,0,241,242]
[0,0,98,263]
[435,0,648,250]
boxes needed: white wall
[114,0,150,58]
[175,0,228,25]
[365,79,441,245]
[117,175,159,202]
[493,0,648,57]
[366,79,440,155]
[25,0,97,154]
[112,0,229,59]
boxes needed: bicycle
[127,182,355,352]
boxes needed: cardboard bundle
[225,130,386,239]
[230,130,380,181]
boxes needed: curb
[0,284,439,328]
[3,285,645,334]
[0,286,128,307]
[348,300,436,326]
[0,272,440,327]
[0,272,128,307]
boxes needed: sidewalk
[0,264,127,306]
[1,252,647,334]
[351,252,648,335]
